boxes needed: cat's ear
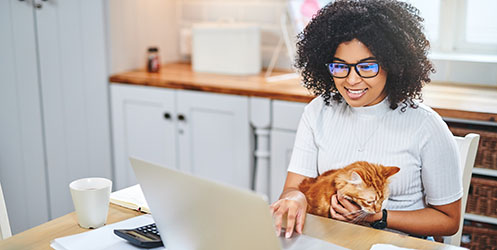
[347,171,363,185]
[384,166,400,178]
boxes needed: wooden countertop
[109,62,497,123]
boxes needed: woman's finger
[272,204,285,236]
[285,207,298,238]
[331,194,349,215]
[336,195,362,220]
[270,202,280,215]
[337,193,360,211]
[330,195,348,221]
[295,207,306,234]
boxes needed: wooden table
[0,203,464,250]
[0,204,141,250]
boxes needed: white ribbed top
[288,96,463,211]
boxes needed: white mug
[69,177,112,229]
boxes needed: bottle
[147,47,160,73]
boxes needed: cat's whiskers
[344,210,362,216]
[346,209,375,224]
[352,214,365,223]
[344,210,361,219]
[351,210,369,223]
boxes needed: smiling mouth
[344,87,368,99]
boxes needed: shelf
[465,213,497,225]
[473,168,497,178]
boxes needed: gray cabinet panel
[0,0,111,233]
[35,0,112,219]
[0,0,49,234]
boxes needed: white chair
[443,133,480,246]
[0,181,12,240]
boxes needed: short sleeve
[419,112,463,206]
[287,97,322,178]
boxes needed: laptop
[130,157,348,250]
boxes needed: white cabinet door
[0,0,49,234]
[111,84,177,190]
[0,0,111,232]
[34,0,112,219]
[269,100,306,202]
[270,130,297,203]
[176,91,251,189]
[110,86,252,190]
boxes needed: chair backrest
[0,181,12,240]
[443,133,480,246]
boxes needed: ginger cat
[299,161,400,219]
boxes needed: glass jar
[147,47,160,73]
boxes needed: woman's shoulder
[400,101,449,133]
[306,95,325,108]
[399,100,442,120]
[306,95,345,112]
[301,95,344,123]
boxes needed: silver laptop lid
[130,157,282,250]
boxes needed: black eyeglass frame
[325,61,380,79]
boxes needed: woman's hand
[330,192,380,223]
[270,189,307,238]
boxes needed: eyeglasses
[325,61,380,78]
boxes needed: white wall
[108,0,180,74]
[176,0,293,70]
[107,0,497,85]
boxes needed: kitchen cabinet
[270,130,298,203]
[0,0,111,233]
[110,84,177,189]
[269,100,306,202]
[111,84,252,191]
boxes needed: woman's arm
[270,172,308,238]
[377,199,461,236]
[331,194,462,236]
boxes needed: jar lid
[148,47,159,52]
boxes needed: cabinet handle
[33,0,46,9]
[177,114,186,121]
[163,112,172,120]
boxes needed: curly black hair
[294,0,434,111]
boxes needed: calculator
[114,223,164,248]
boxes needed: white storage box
[192,22,261,75]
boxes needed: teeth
[347,88,366,94]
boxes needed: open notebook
[51,214,162,250]
[110,184,150,213]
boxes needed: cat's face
[336,163,400,214]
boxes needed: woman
[271,0,462,239]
